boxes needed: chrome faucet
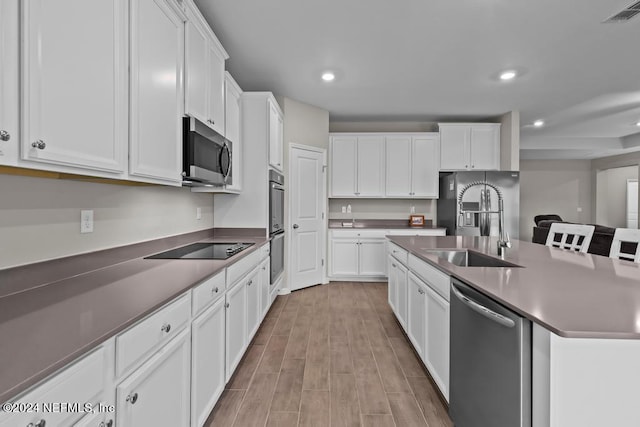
[458,181,511,258]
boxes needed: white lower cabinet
[387,241,450,401]
[407,272,427,357]
[424,284,450,400]
[73,407,115,427]
[260,257,271,318]
[225,279,247,382]
[116,328,191,427]
[246,266,261,341]
[191,298,226,427]
[358,239,387,276]
[329,230,388,279]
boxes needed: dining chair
[609,228,640,263]
[545,223,595,253]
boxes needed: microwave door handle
[221,143,232,181]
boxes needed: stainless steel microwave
[182,116,232,187]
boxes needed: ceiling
[195,0,640,159]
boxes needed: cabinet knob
[0,130,10,141]
[27,421,46,427]
[161,323,171,333]
[31,140,46,150]
[248,280,253,286]
[465,165,468,169]
[126,392,139,404]
[106,420,113,427]
[212,287,219,294]
[471,165,475,168]
[225,302,230,308]
[392,263,397,268]
[262,266,266,271]
[292,224,299,229]
[418,289,425,295]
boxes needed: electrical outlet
[196,207,202,220]
[577,207,582,213]
[341,206,346,213]
[410,205,416,214]
[346,204,351,214]
[80,210,94,233]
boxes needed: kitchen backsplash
[328,198,436,221]
[0,174,214,269]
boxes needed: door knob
[293,224,299,229]
[31,140,46,149]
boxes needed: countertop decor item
[409,214,425,227]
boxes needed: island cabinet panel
[21,0,128,175]
[407,272,427,358]
[396,261,409,331]
[387,255,398,312]
[191,298,226,427]
[116,329,191,427]
[129,0,185,184]
[424,284,450,401]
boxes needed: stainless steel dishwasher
[449,279,531,427]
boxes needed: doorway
[288,144,327,291]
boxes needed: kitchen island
[388,235,640,427]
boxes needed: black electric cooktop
[145,242,254,260]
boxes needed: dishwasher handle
[451,284,515,328]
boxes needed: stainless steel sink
[422,249,522,268]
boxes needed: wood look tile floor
[205,282,453,427]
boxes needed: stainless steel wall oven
[269,170,285,283]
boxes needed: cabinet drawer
[192,270,226,317]
[0,346,107,427]
[116,293,191,378]
[227,249,259,286]
[408,254,450,301]
[260,243,270,260]
[332,229,387,239]
[388,242,408,265]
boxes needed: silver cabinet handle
[292,224,299,229]
[451,284,515,328]
[392,263,397,268]
[0,130,10,141]
[212,287,219,294]
[248,280,253,286]
[126,393,138,404]
[225,302,230,308]
[418,288,425,295]
[106,421,113,427]
[31,140,46,149]
[161,323,171,333]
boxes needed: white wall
[0,174,214,269]
[595,165,638,228]
[520,160,592,241]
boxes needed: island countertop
[387,235,640,340]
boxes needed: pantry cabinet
[20,0,128,174]
[129,0,186,185]
[439,123,500,171]
[116,329,191,427]
[330,135,385,197]
[385,134,439,198]
[184,0,228,136]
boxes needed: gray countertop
[0,229,268,405]
[388,235,640,340]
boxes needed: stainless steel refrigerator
[437,171,520,239]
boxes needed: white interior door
[627,179,638,229]
[290,145,326,291]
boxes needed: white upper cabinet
[268,98,284,171]
[223,73,243,192]
[329,134,385,198]
[129,0,185,185]
[0,0,18,167]
[184,0,228,136]
[439,123,500,171]
[385,134,439,198]
[21,0,128,174]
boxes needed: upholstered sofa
[531,214,616,257]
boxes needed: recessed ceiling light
[499,70,517,81]
[321,72,335,82]
[533,120,545,127]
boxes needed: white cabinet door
[330,136,357,197]
[116,329,191,427]
[191,298,225,427]
[357,136,385,196]
[260,257,271,318]
[268,98,284,171]
[129,0,184,184]
[330,239,359,276]
[21,0,127,173]
[470,124,500,170]
[385,136,412,197]
[396,262,408,331]
[407,273,427,359]
[246,266,261,341]
[359,239,387,276]
[412,136,439,198]
[208,42,226,136]
[225,280,247,381]
[424,284,450,400]
[184,15,209,124]
[0,0,18,166]
[387,255,397,312]
[223,73,242,192]
[439,125,470,171]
